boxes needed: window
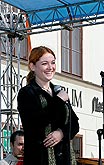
[0,4,31,61]
[1,36,30,60]
[14,37,29,60]
[72,135,83,159]
[61,27,82,77]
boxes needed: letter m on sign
[72,89,82,108]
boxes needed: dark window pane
[61,26,82,77]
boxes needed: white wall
[83,24,104,85]
[31,25,104,86]
[30,27,104,158]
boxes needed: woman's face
[30,52,56,82]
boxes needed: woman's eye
[41,60,55,65]
[52,61,55,64]
[42,62,47,65]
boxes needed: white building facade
[1,24,104,159]
[29,25,104,159]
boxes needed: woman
[17,46,79,165]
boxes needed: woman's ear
[10,142,13,152]
[29,62,35,71]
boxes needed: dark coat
[17,79,79,165]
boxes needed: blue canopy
[1,0,104,34]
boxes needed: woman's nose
[48,63,52,69]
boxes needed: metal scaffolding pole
[0,34,2,159]
[0,2,23,159]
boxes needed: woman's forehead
[39,53,55,61]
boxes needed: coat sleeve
[48,96,79,140]
[70,107,79,139]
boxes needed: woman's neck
[35,79,50,90]
[36,78,52,95]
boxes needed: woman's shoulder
[19,84,31,92]
[18,84,34,96]
[18,82,41,97]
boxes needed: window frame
[61,27,83,78]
